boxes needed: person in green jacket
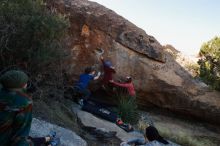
[0,70,59,146]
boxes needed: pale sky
[89,0,220,55]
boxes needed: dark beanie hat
[0,70,28,89]
[104,60,112,68]
[145,126,169,144]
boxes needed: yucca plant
[117,94,139,125]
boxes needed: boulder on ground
[72,103,144,142]
[30,118,87,146]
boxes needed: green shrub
[0,0,69,71]
[198,37,220,90]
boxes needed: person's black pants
[81,100,118,122]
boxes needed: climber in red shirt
[110,76,136,97]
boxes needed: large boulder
[46,0,220,125]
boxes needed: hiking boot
[49,137,60,146]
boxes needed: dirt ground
[142,108,220,146]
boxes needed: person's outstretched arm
[110,80,129,88]
[94,72,101,80]
[100,56,105,65]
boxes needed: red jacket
[112,81,136,96]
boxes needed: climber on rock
[0,70,60,146]
[74,66,101,101]
[100,56,116,91]
[110,76,136,98]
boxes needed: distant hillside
[164,44,200,77]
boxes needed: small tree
[198,37,220,90]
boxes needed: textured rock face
[46,0,220,125]
[30,118,87,146]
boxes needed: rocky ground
[33,97,220,146]
[33,98,121,146]
[30,118,87,146]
